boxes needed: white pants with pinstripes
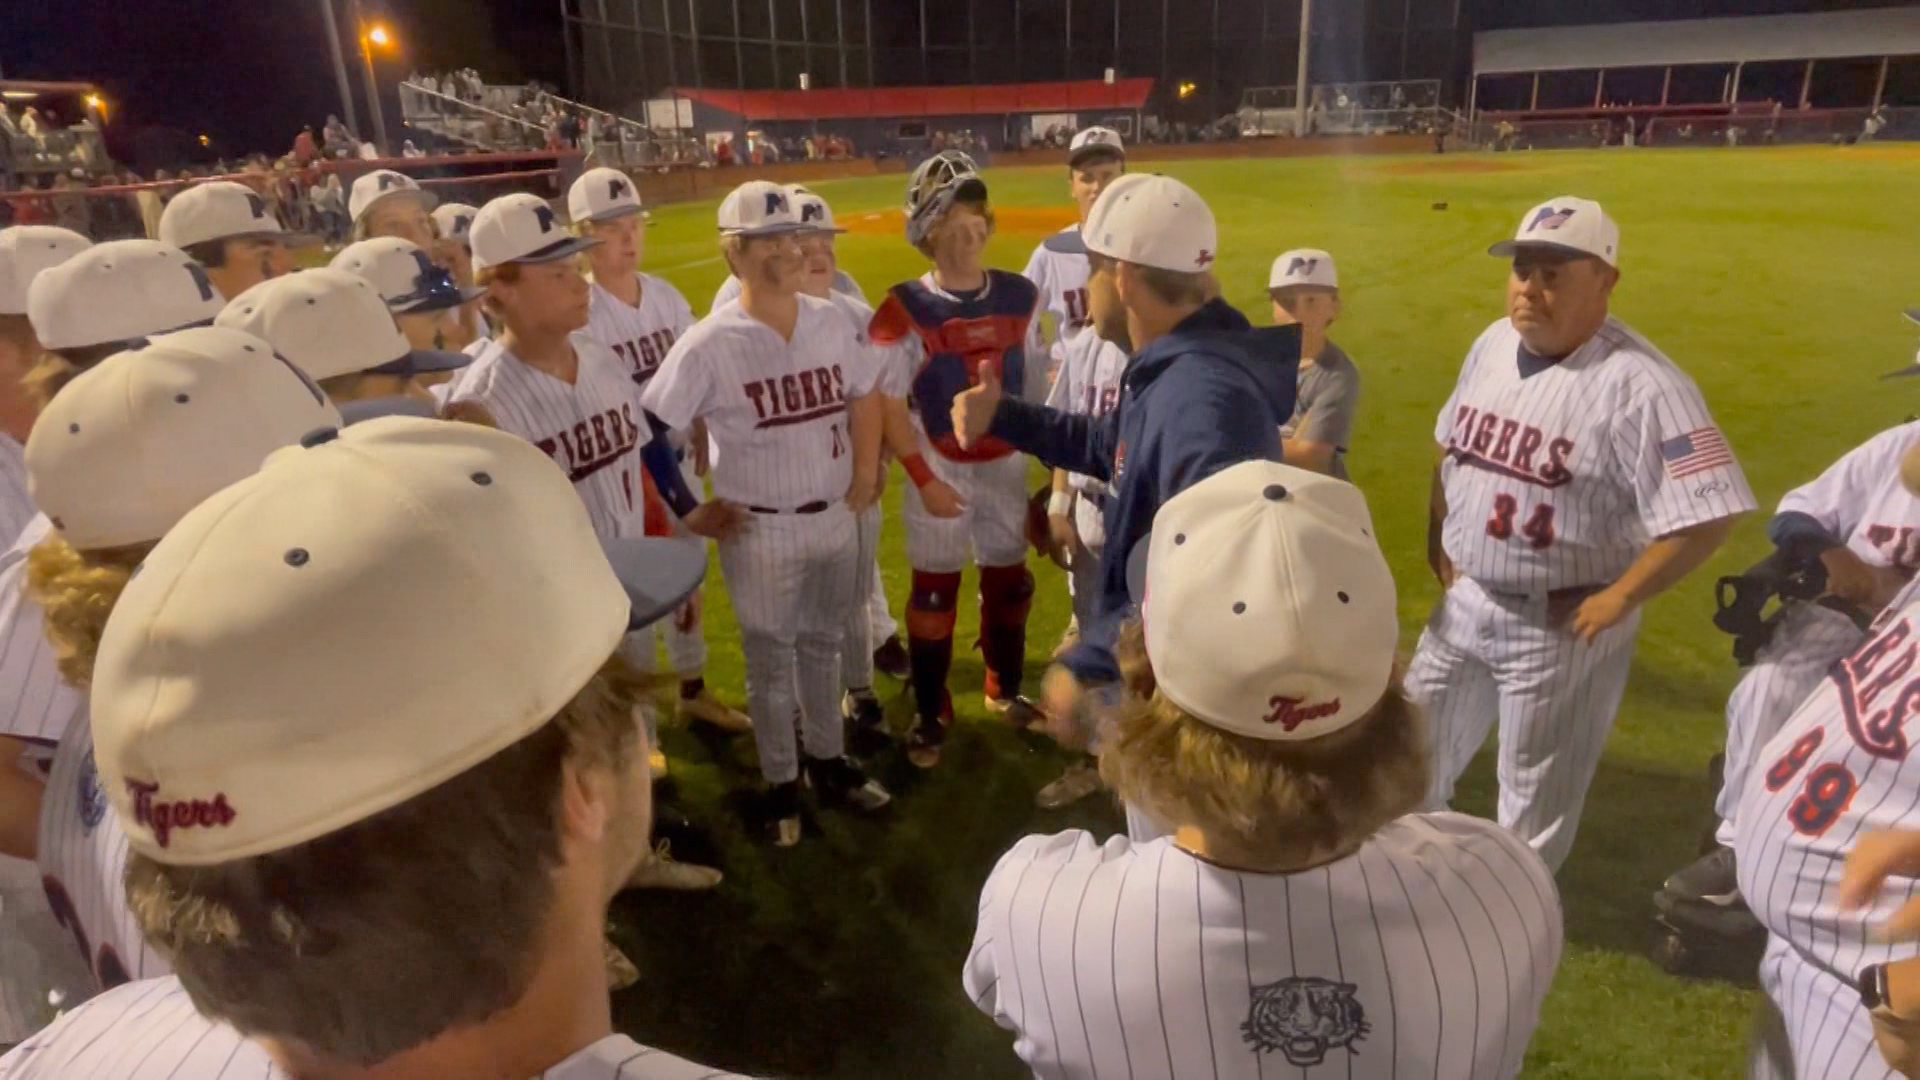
[1067,490,1107,631]
[1749,935,1896,1080]
[1716,603,1869,849]
[902,448,1030,573]
[719,505,860,784]
[1406,575,1641,873]
[841,503,882,691]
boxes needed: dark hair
[1132,265,1211,307]
[181,239,229,270]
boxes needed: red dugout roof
[675,78,1153,121]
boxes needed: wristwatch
[1860,962,1896,1019]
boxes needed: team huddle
[0,124,1913,1080]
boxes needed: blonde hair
[1098,621,1429,871]
[25,534,156,690]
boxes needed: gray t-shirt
[1280,341,1359,479]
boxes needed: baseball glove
[1026,485,1057,560]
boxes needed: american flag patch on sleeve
[1660,427,1733,479]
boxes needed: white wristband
[1048,491,1074,517]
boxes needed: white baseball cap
[717,180,806,237]
[217,269,471,382]
[90,416,707,865]
[469,193,597,272]
[1053,174,1218,274]
[330,237,483,315]
[158,181,319,250]
[0,226,90,316]
[1127,460,1398,742]
[348,169,437,223]
[1068,126,1126,168]
[1269,248,1338,290]
[431,202,480,246]
[26,326,340,551]
[567,167,643,224]
[785,184,845,234]
[27,240,226,351]
[1489,196,1620,268]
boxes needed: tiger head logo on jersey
[1241,976,1369,1067]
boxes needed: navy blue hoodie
[988,298,1301,685]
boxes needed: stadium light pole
[1294,0,1312,137]
[315,0,361,138]
[359,20,394,156]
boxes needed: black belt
[748,501,832,515]
[1484,583,1604,605]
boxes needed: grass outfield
[600,146,1920,1080]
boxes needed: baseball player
[966,460,1563,1080]
[348,168,437,249]
[569,167,750,736]
[431,200,487,349]
[709,185,865,313]
[19,326,341,1005]
[329,235,483,358]
[1270,248,1360,479]
[1021,126,1125,380]
[156,180,317,300]
[1408,197,1754,872]
[0,417,747,1080]
[0,227,88,557]
[216,268,470,406]
[867,152,1045,766]
[641,180,891,846]
[1666,415,1920,910]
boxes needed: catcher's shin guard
[907,570,963,722]
[979,562,1035,702]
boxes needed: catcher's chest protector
[869,270,1038,462]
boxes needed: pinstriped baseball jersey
[641,296,881,509]
[1041,330,1127,497]
[0,435,31,553]
[444,335,647,540]
[965,814,1562,1080]
[0,516,78,758]
[1022,226,1092,365]
[1436,315,1755,593]
[35,707,167,995]
[0,976,755,1078]
[1777,420,1920,570]
[711,269,865,314]
[585,273,695,392]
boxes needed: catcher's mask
[905,150,989,249]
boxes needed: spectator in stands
[49,171,88,237]
[323,114,354,158]
[293,125,319,167]
[310,173,348,249]
[19,108,44,142]
[715,136,735,166]
[401,139,425,159]
[136,172,167,239]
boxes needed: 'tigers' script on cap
[1131,460,1398,742]
[787,184,845,233]
[1063,173,1218,273]
[431,202,479,244]
[330,237,484,315]
[1269,248,1338,291]
[1489,196,1620,268]
[158,180,319,250]
[717,180,807,237]
[567,166,643,225]
[348,168,437,223]
[28,240,226,351]
[217,268,470,382]
[86,417,680,864]
[1067,126,1126,168]
[469,192,598,272]
[26,325,341,551]
[0,225,90,315]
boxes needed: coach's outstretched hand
[683,499,750,541]
[952,364,1003,450]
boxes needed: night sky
[0,0,1898,160]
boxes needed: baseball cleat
[679,690,752,733]
[603,937,640,991]
[622,841,722,892]
[843,690,893,756]
[906,714,947,769]
[766,780,804,847]
[872,635,911,681]
[804,755,893,813]
[1663,846,1741,906]
[987,694,1046,729]
[1036,760,1103,810]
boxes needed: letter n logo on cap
[1287,257,1317,276]
[1529,206,1575,232]
[608,178,629,201]
[378,172,407,192]
[802,202,824,224]
[245,193,268,219]
[532,204,558,233]
[763,191,789,216]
